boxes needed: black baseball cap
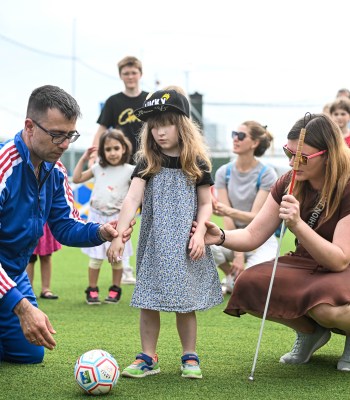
[134,90,190,121]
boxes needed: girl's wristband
[216,228,226,246]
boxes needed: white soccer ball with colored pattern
[74,349,120,395]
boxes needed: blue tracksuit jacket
[0,131,104,313]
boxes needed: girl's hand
[191,221,222,246]
[83,146,98,162]
[107,238,124,263]
[279,194,301,230]
[188,233,205,260]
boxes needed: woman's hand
[230,252,245,277]
[279,194,301,230]
[213,201,231,217]
[191,221,222,246]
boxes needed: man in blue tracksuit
[0,85,131,364]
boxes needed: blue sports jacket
[0,131,103,312]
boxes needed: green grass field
[0,219,348,400]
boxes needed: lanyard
[295,200,325,247]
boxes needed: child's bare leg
[111,261,123,287]
[39,254,52,294]
[176,311,197,354]
[140,309,160,356]
[89,267,100,287]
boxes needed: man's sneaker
[122,353,160,378]
[337,336,350,371]
[279,325,331,364]
[221,274,234,295]
[85,286,101,305]
[121,268,136,285]
[181,353,202,379]
[104,285,122,304]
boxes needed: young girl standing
[107,87,223,379]
[73,129,135,305]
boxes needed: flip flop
[40,291,59,300]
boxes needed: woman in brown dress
[200,113,350,371]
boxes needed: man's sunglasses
[231,131,248,141]
[32,119,80,145]
[282,145,327,165]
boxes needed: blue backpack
[225,163,284,238]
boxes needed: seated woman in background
[211,121,278,294]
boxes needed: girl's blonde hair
[136,86,211,182]
[287,113,350,223]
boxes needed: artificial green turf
[1,219,347,400]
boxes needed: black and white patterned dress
[130,155,223,313]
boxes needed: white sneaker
[337,336,350,371]
[221,274,234,295]
[121,269,136,285]
[280,325,331,364]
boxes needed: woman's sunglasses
[232,131,248,141]
[282,145,327,165]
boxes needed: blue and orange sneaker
[122,353,160,378]
[181,353,202,379]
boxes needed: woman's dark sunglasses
[231,131,247,141]
[282,145,327,166]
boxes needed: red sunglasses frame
[283,145,327,165]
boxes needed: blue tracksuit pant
[0,271,44,363]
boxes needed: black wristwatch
[216,228,225,246]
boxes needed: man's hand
[99,219,136,242]
[14,298,56,350]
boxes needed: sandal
[40,290,59,300]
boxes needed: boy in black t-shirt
[90,56,148,166]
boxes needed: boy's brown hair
[117,56,142,75]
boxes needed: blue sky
[1,0,349,151]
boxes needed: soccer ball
[74,349,120,395]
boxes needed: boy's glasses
[282,145,327,165]
[32,119,80,144]
[232,131,248,141]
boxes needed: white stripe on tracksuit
[0,264,16,299]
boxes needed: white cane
[249,126,306,381]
